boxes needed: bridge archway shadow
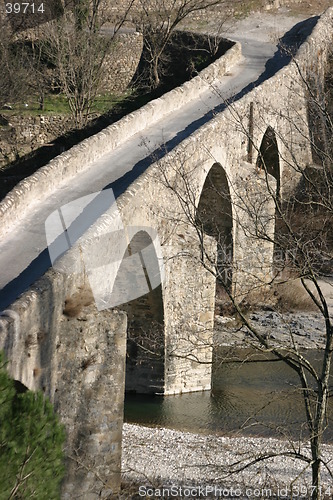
[256,126,280,198]
[14,379,28,395]
[114,230,165,395]
[196,162,233,310]
[256,127,281,269]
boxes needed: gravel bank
[122,424,333,498]
[215,277,333,350]
[215,311,329,350]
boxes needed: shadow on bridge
[0,16,318,311]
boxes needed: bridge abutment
[57,304,127,498]
[0,270,128,498]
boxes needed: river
[124,347,333,443]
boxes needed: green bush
[0,352,65,499]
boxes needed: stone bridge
[0,8,332,498]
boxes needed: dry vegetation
[63,285,94,318]
[215,277,318,318]
[283,0,333,17]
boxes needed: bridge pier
[231,162,277,300]
[162,234,216,395]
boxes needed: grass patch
[215,277,318,318]
[1,94,69,115]
[234,0,267,19]
[241,278,318,313]
[270,279,318,312]
[0,91,130,117]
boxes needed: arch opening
[114,230,165,395]
[256,127,282,269]
[196,162,233,299]
[256,126,280,198]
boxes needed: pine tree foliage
[0,352,65,499]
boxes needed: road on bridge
[0,11,311,310]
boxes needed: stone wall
[101,32,143,93]
[0,114,74,166]
[22,30,143,93]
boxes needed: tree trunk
[151,56,160,89]
[310,348,332,500]
[39,92,44,111]
[311,453,321,500]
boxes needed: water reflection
[124,348,333,442]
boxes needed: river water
[124,347,333,443]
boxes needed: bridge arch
[256,126,280,198]
[114,229,165,394]
[256,126,284,270]
[196,162,233,291]
[196,162,234,322]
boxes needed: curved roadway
[0,12,314,310]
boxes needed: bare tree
[133,0,235,89]
[0,16,32,109]
[154,54,333,499]
[40,0,135,127]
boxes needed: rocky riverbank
[215,310,329,350]
[215,277,333,350]
[121,423,333,498]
